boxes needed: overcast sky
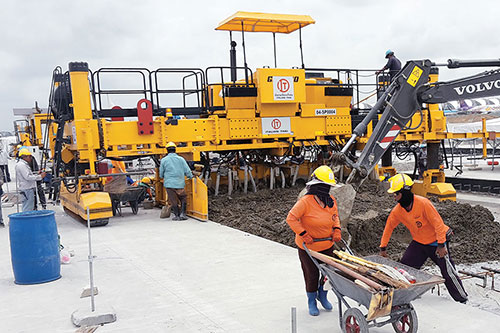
[1,0,499,132]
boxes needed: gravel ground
[209,181,500,264]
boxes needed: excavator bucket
[185,176,208,221]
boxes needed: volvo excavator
[336,58,500,200]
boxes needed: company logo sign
[453,80,500,95]
[273,76,294,100]
[271,118,281,129]
[261,117,292,135]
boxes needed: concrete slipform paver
[0,205,497,332]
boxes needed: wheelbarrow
[109,186,147,216]
[304,243,444,333]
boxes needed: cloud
[1,0,499,132]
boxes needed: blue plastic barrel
[8,210,61,284]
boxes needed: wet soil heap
[209,182,500,264]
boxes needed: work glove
[332,228,342,242]
[301,233,314,245]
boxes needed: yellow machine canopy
[216,11,315,33]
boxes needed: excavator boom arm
[345,60,433,184]
[419,68,500,104]
[345,58,500,186]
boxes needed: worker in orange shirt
[380,173,468,303]
[286,165,341,316]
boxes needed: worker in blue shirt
[159,142,193,220]
[376,49,402,81]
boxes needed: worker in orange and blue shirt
[132,177,153,200]
[380,173,468,303]
[286,165,341,316]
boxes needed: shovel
[367,288,393,321]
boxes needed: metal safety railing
[88,64,391,119]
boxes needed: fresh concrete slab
[0,204,499,332]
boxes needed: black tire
[342,308,368,333]
[392,307,418,333]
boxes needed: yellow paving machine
[31,12,500,225]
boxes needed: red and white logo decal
[261,117,292,135]
[277,79,290,93]
[271,118,282,129]
[273,76,294,100]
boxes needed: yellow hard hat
[16,144,22,149]
[387,173,414,193]
[166,142,176,148]
[18,148,32,157]
[306,165,336,186]
[141,177,151,184]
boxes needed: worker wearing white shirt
[0,143,10,182]
[15,148,46,212]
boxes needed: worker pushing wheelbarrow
[304,241,444,333]
[286,166,445,332]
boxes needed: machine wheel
[342,308,369,333]
[392,307,418,333]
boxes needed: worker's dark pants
[166,188,187,209]
[401,240,468,303]
[0,164,10,182]
[36,181,46,209]
[298,246,334,292]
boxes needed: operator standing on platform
[159,142,193,221]
[379,173,468,303]
[376,49,402,81]
[15,148,46,212]
[286,166,342,316]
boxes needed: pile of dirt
[208,181,500,264]
[347,181,500,263]
[209,187,300,247]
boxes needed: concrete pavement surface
[0,205,498,332]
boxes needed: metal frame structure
[16,11,500,225]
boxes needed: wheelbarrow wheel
[392,307,418,333]
[342,308,368,333]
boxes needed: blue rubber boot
[306,292,320,316]
[317,285,332,310]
